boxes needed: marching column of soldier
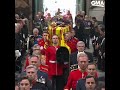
[15,8,105,90]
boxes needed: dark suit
[76,78,86,90]
[70,51,93,65]
[73,21,85,41]
[15,33,21,50]
[15,33,22,73]
[21,70,52,90]
[98,37,105,71]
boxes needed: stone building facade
[76,0,105,21]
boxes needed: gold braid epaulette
[70,64,78,71]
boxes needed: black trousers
[52,75,64,90]
[97,56,104,71]
[84,34,90,48]
[63,68,69,86]
[101,58,105,72]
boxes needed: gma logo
[91,0,105,7]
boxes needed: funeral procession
[15,0,105,90]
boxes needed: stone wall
[89,7,105,21]
[15,0,33,33]
[85,0,105,21]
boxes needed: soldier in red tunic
[39,54,48,74]
[64,32,77,53]
[64,52,89,90]
[46,35,64,90]
[38,31,50,52]
[24,44,41,69]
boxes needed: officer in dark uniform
[15,23,22,73]
[95,24,105,70]
[25,65,52,90]
[99,37,105,72]
[32,70,52,90]
[17,20,28,61]
[91,26,100,57]
[97,24,105,71]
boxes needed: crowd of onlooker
[15,8,105,90]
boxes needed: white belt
[49,60,57,63]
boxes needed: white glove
[103,52,105,58]
[15,50,21,57]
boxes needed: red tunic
[67,40,77,53]
[45,46,63,76]
[64,69,87,90]
[70,37,79,53]
[38,38,50,50]
[71,37,79,44]
[39,65,48,74]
